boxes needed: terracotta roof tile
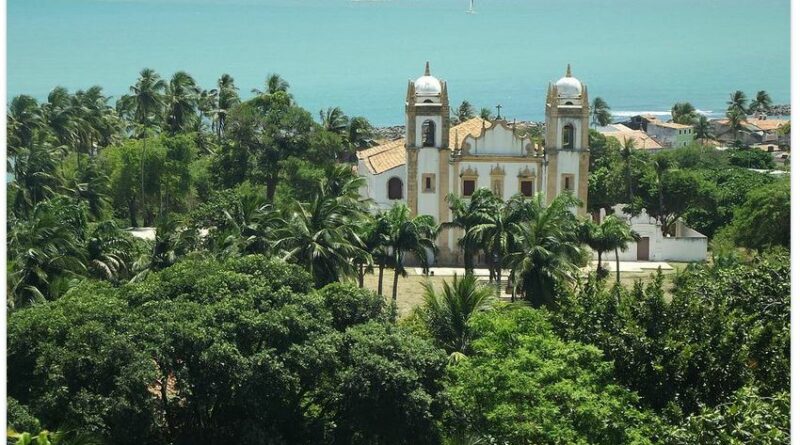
[356,117,493,175]
[599,128,663,150]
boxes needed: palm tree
[506,193,582,308]
[479,107,492,120]
[212,74,240,141]
[86,220,134,282]
[580,215,639,283]
[653,156,674,236]
[132,216,198,280]
[419,273,495,355]
[7,198,87,307]
[347,116,374,150]
[469,193,521,286]
[7,95,44,154]
[384,203,438,318]
[355,212,391,290]
[727,90,748,115]
[320,106,349,135]
[726,108,746,146]
[694,115,712,143]
[60,159,110,220]
[275,172,368,288]
[590,97,612,127]
[671,101,697,125]
[9,137,63,217]
[443,189,495,273]
[164,71,200,134]
[129,68,167,127]
[749,90,772,114]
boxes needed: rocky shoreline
[764,104,790,116]
[373,120,546,141]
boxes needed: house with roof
[711,116,790,146]
[621,115,694,148]
[356,63,590,265]
[597,124,664,151]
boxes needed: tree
[251,72,291,107]
[419,274,495,356]
[479,107,492,120]
[694,115,712,143]
[469,192,519,285]
[7,95,44,154]
[727,90,748,115]
[8,255,448,444]
[726,178,789,250]
[671,102,697,125]
[666,387,788,445]
[347,116,374,150]
[163,71,199,135]
[443,189,495,273]
[748,90,772,114]
[319,106,349,135]
[384,203,438,316]
[590,96,612,127]
[506,193,582,308]
[446,307,662,444]
[275,171,367,288]
[7,197,87,308]
[454,100,475,123]
[85,220,135,283]
[620,136,638,202]
[127,68,166,127]
[725,108,746,145]
[580,215,639,282]
[212,73,240,141]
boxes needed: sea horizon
[8,0,791,126]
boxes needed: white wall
[417,148,441,220]
[368,165,408,211]
[463,124,530,156]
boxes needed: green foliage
[728,148,774,169]
[317,283,387,331]
[445,307,661,444]
[726,178,790,250]
[7,398,42,433]
[551,249,789,416]
[666,387,789,445]
[8,255,447,444]
[418,274,495,354]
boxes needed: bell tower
[405,62,450,217]
[544,64,590,214]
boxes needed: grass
[359,263,693,318]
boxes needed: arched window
[562,124,574,149]
[422,120,436,147]
[387,177,403,200]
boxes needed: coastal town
[4,0,793,437]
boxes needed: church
[356,63,590,265]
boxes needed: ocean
[7,0,791,126]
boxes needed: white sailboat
[466,0,476,14]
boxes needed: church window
[520,180,533,197]
[422,173,436,193]
[388,177,403,200]
[562,124,575,149]
[462,179,476,197]
[422,120,436,147]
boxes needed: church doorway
[637,237,650,261]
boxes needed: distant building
[620,115,694,148]
[356,63,590,266]
[710,116,789,147]
[597,124,664,151]
[601,205,707,262]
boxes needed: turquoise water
[8,0,791,125]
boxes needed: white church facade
[356,63,590,265]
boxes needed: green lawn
[359,263,692,318]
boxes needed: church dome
[555,64,582,98]
[414,62,442,96]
